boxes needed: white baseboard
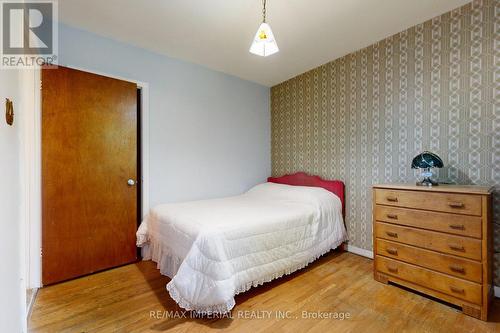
[346,245,374,259]
[495,286,500,299]
[27,288,38,319]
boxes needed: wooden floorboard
[29,252,500,333]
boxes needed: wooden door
[42,66,138,285]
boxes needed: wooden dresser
[373,184,493,320]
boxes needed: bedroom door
[42,66,138,285]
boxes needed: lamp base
[416,177,438,186]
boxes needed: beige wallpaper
[271,0,499,286]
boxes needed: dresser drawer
[374,205,482,238]
[375,256,482,304]
[376,239,482,283]
[375,222,482,260]
[374,189,482,216]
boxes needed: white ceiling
[59,0,471,87]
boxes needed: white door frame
[25,65,150,288]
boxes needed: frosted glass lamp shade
[249,22,279,57]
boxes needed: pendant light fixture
[249,0,279,57]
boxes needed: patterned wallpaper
[271,0,500,286]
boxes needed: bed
[136,172,347,314]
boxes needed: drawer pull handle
[386,196,398,202]
[449,265,465,274]
[449,224,465,230]
[450,286,465,294]
[385,231,398,238]
[448,202,464,208]
[386,214,398,219]
[386,248,398,255]
[387,266,398,273]
[448,243,465,252]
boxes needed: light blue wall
[58,24,271,207]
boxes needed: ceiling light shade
[249,0,278,57]
[249,22,279,57]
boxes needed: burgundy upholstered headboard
[267,172,345,218]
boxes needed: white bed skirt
[141,235,183,279]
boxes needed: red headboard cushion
[267,172,345,218]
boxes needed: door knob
[127,179,136,186]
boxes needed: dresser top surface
[373,183,493,195]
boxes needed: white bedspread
[136,182,347,313]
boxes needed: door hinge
[40,247,42,257]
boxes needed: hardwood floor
[29,252,500,333]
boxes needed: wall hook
[5,98,13,126]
